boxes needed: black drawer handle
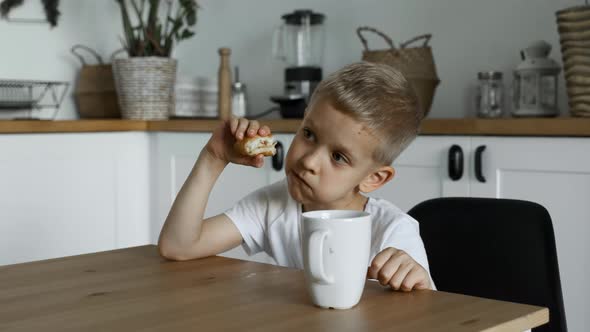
[475,145,486,183]
[448,144,463,181]
[272,141,284,171]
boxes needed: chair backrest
[408,197,567,332]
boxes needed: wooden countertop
[0,245,549,331]
[1,117,590,136]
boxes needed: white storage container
[173,76,218,118]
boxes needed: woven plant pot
[112,57,177,120]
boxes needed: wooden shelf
[146,119,302,133]
[420,118,590,137]
[0,120,147,133]
[1,117,590,136]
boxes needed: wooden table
[0,245,548,331]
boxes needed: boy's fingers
[407,266,431,291]
[414,281,430,290]
[389,262,414,291]
[253,155,264,168]
[400,267,426,292]
[235,155,264,168]
[376,257,403,286]
[368,247,396,279]
[236,118,249,140]
[247,120,260,137]
[259,125,271,136]
[414,278,430,290]
[229,117,239,135]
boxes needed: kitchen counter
[1,117,589,136]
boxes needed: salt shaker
[476,71,504,118]
[232,66,248,118]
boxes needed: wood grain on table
[0,245,548,331]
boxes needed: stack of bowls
[556,5,590,116]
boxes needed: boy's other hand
[367,247,431,291]
[205,117,271,168]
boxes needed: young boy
[158,62,433,291]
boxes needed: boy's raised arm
[157,118,271,260]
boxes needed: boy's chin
[286,182,304,204]
[286,179,315,206]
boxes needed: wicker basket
[71,45,121,118]
[357,26,440,116]
[556,5,590,117]
[112,57,177,120]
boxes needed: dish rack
[0,80,69,120]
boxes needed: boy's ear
[359,166,395,193]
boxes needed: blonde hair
[309,61,424,165]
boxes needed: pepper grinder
[218,47,232,121]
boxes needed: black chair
[408,197,567,332]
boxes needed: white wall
[0,0,580,119]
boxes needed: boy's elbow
[157,239,204,261]
[158,240,188,261]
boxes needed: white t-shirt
[225,179,433,282]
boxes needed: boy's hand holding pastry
[205,117,276,168]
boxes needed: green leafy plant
[115,0,199,57]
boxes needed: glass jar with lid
[476,71,504,118]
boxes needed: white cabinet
[469,137,590,332]
[268,133,294,184]
[151,132,209,245]
[151,132,293,265]
[370,136,471,211]
[0,133,150,266]
[381,135,589,332]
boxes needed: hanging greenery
[0,0,60,27]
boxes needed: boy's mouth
[291,171,311,189]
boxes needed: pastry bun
[233,135,277,157]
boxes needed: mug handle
[309,230,334,284]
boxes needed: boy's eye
[302,128,314,140]
[332,152,348,164]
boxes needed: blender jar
[273,9,326,68]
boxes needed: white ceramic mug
[302,210,372,309]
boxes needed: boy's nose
[300,150,321,175]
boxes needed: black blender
[271,9,325,118]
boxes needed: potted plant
[113,0,199,120]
